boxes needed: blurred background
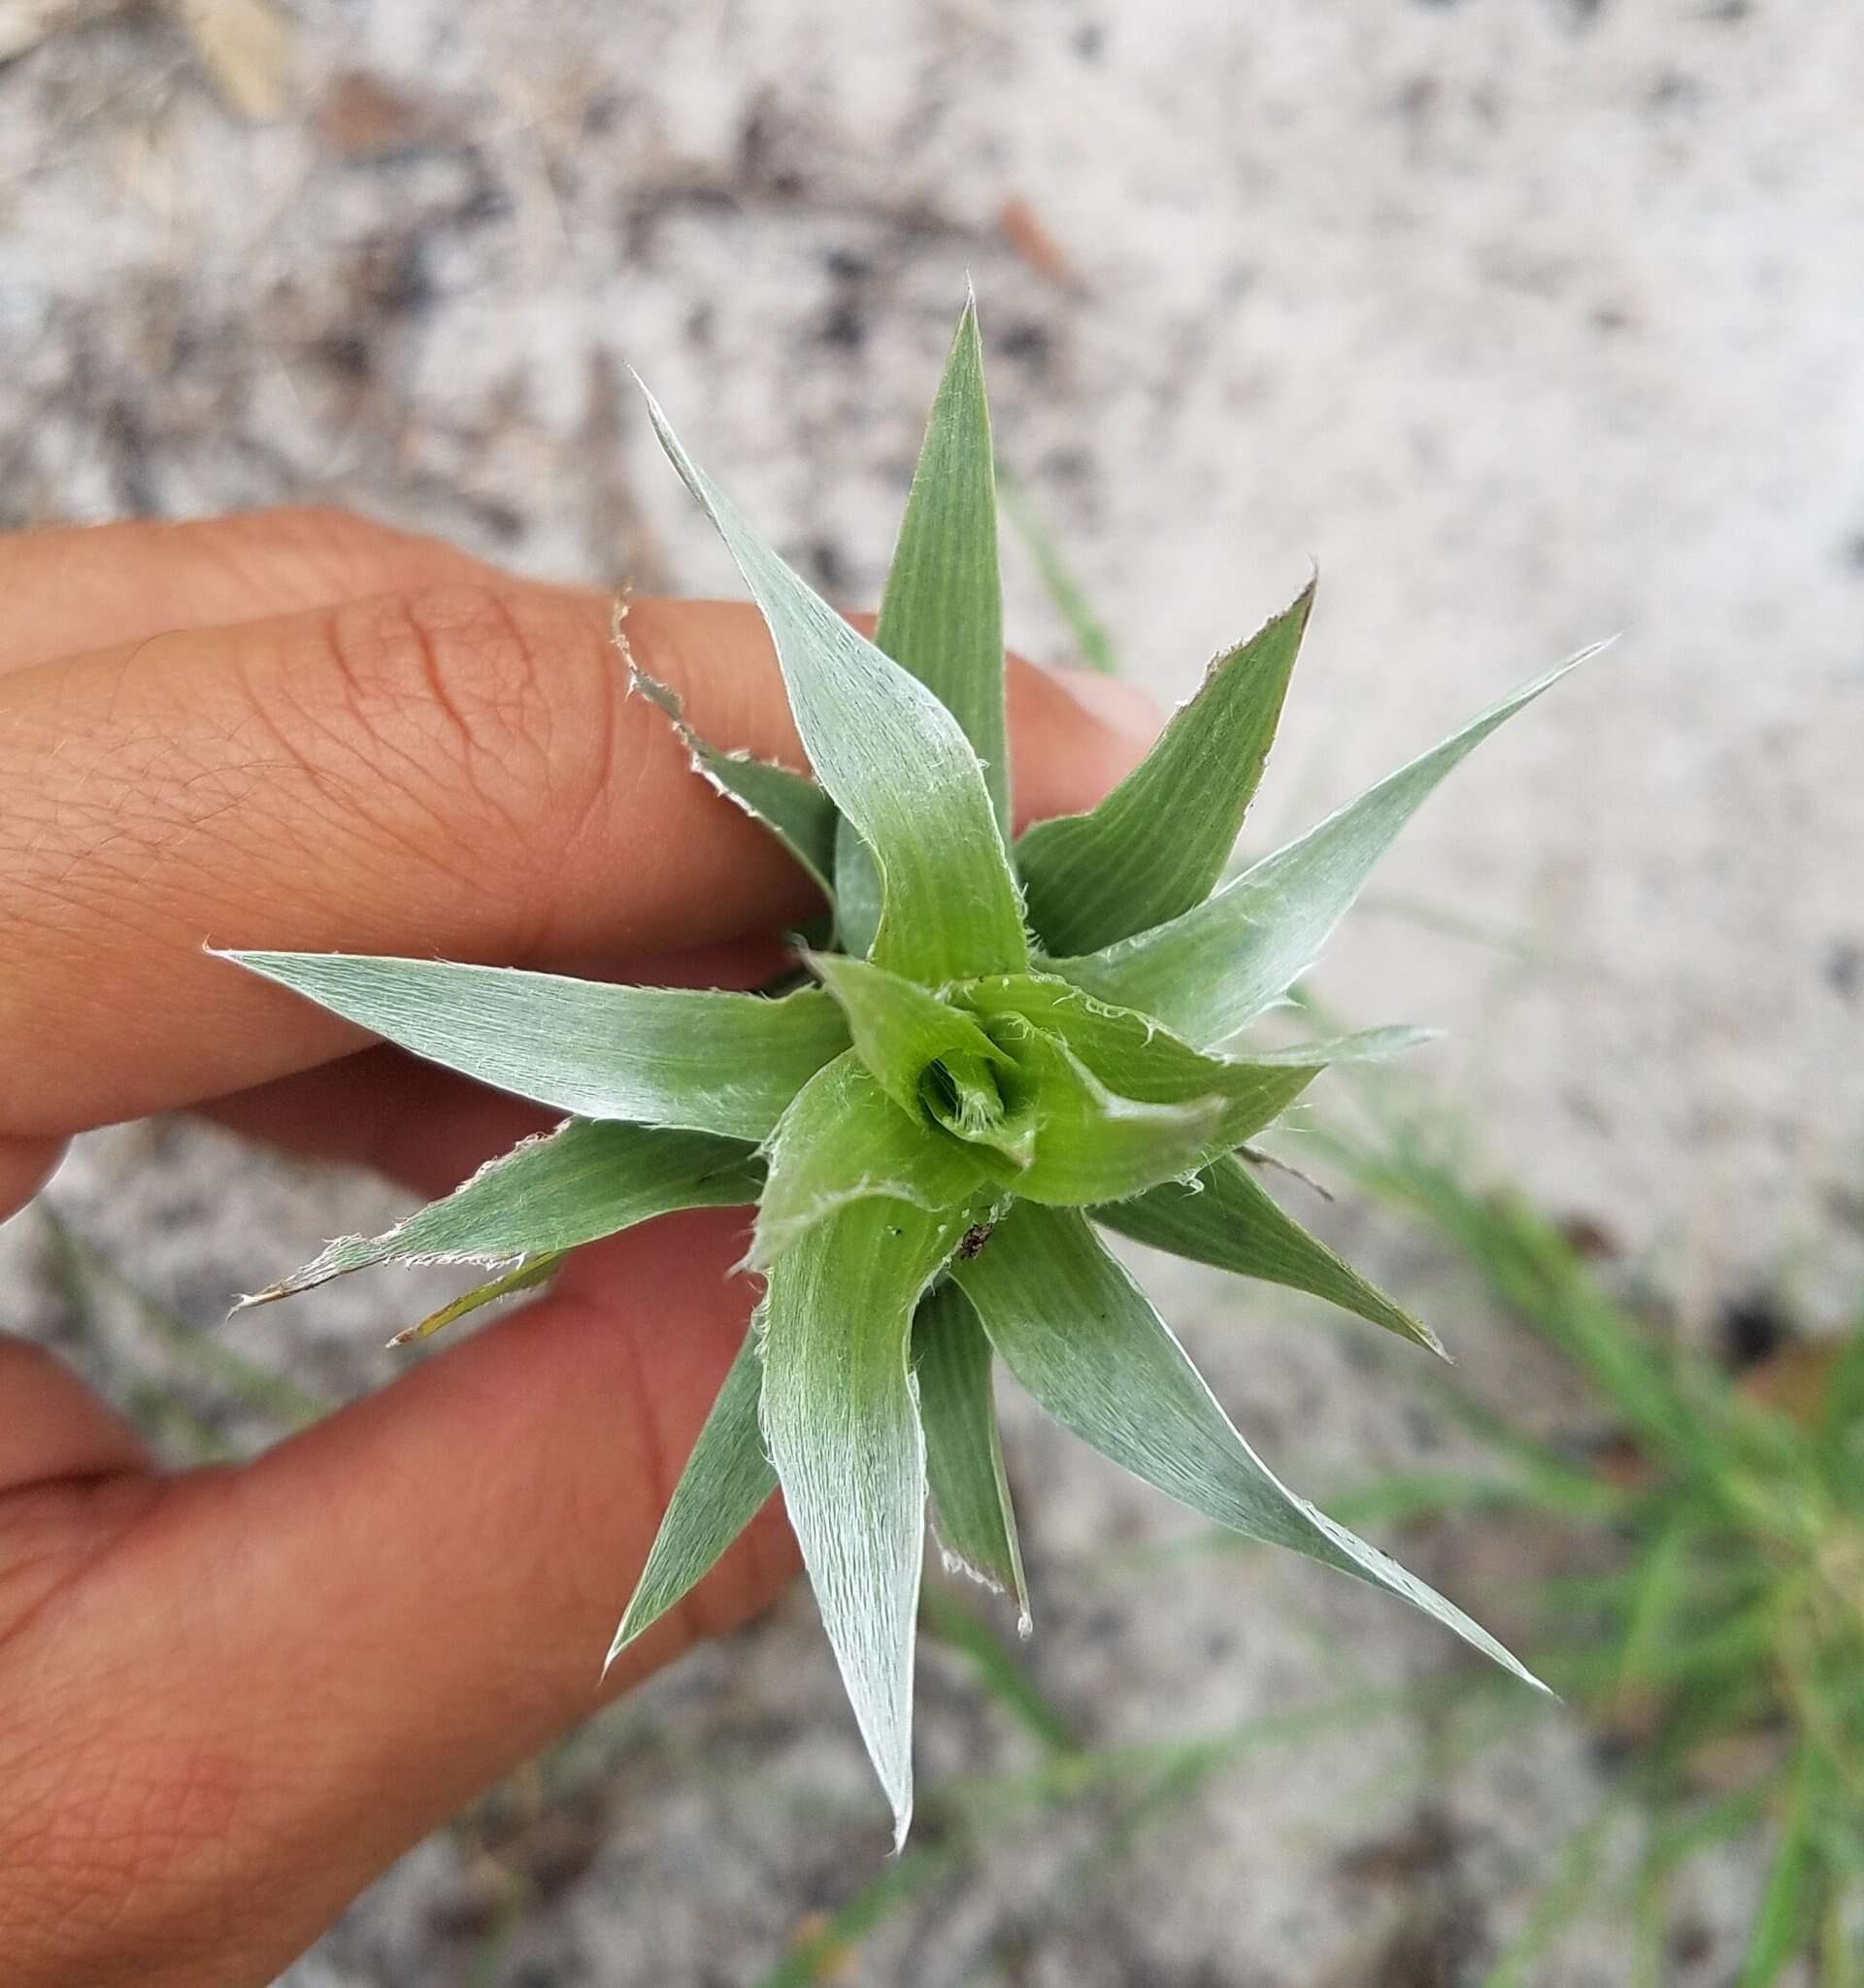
[3,1,1862,1982]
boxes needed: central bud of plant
[916,1045,1007,1141]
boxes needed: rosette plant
[228,298,1586,1843]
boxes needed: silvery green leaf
[805,951,1011,1127]
[1094,1153,1444,1356]
[760,1198,970,1845]
[997,466,1120,678]
[913,1279,1029,1631]
[953,1205,1545,1691]
[753,1052,993,1267]
[223,952,848,1142]
[386,1252,564,1348]
[609,1324,776,1660]
[1015,582,1312,954]
[640,385,1027,986]
[626,656,841,911]
[1042,649,1599,1045]
[239,1119,761,1307]
[837,296,1010,955]
[833,840,885,971]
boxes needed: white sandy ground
[2,1,1861,1981]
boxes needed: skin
[0,507,1157,1988]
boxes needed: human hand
[0,507,1154,1987]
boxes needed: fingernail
[1049,666,1161,748]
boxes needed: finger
[198,1049,550,1201]
[0,508,492,676]
[1,580,1155,1145]
[0,1339,152,1489]
[0,1210,792,1988]
[0,1138,65,1221]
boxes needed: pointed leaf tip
[220,951,848,1142]
[1096,1152,1446,1357]
[956,1204,1545,1693]
[833,295,1013,957]
[610,1326,776,1661]
[639,381,1024,984]
[249,1119,760,1307]
[1045,645,1600,1046]
[759,1199,965,1840]
[1016,581,1315,954]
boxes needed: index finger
[0,576,1154,1147]
[0,508,490,676]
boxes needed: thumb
[0,1210,785,1988]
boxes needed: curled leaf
[949,974,1324,1205]
[806,950,1011,1129]
[753,1053,994,1267]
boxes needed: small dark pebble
[1718,1292,1792,1371]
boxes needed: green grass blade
[1015,582,1311,954]
[639,383,1027,985]
[1042,647,1599,1045]
[1481,1805,1623,1988]
[238,1119,761,1307]
[609,1324,776,1659]
[805,951,1010,1124]
[1093,1153,1444,1356]
[918,1581,1072,1753]
[222,952,848,1143]
[996,466,1120,677]
[753,1052,993,1267]
[914,1280,1030,1629]
[1739,1747,1822,1986]
[41,1205,331,1432]
[953,1204,1546,1691]
[1330,1133,1724,1475]
[755,1845,958,1988]
[388,1253,564,1347]
[626,658,841,911]
[760,1198,969,1845]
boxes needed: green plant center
[917,1047,1007,1138]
